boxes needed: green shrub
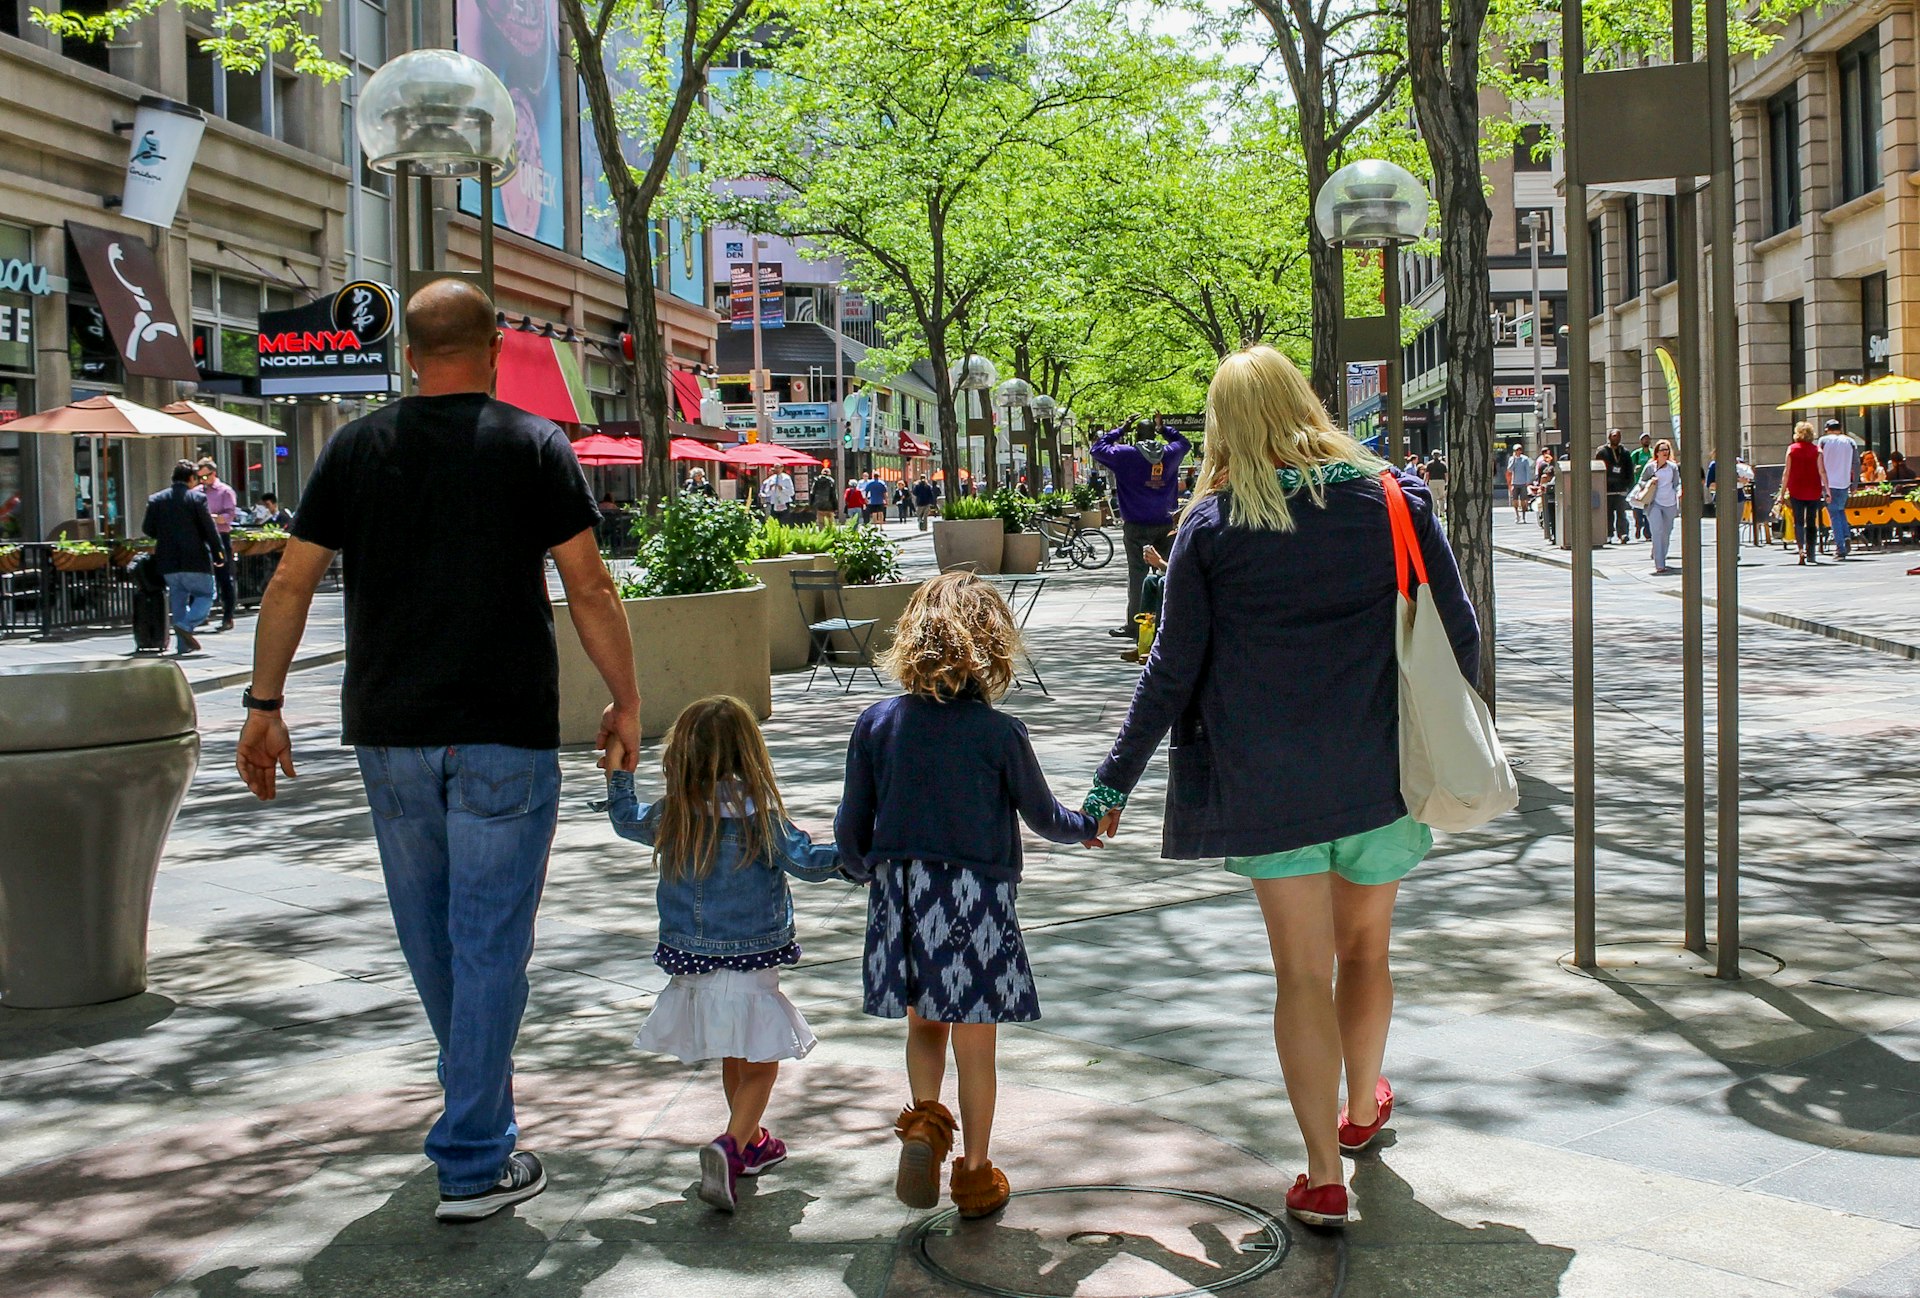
[991,488,1039,535]
[940,494,998,522]
[1069,483,1098,510]
[748,517,842,559]
[52,539,108,556]
[829,524,901,586]
[621,495,756,598]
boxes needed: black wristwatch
[242,688,283,712]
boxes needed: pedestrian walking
[1785,420,1826,565]
[1596,429,1634,544]
[1629,433,1654,539]
[894,483,911,524]
[1817,419,1858,560]
[863,473,889,525]
[141,459,225,655]
[808,470,838,524]
[1083,345,1478,1230]
[1423,450,1448,518]
[1536,448,1558,543]
[233,280,641,1222]
[1505,443,1534,521]
[911,474,936,531]
[685,467,717,498]
[760,466,795,522]
[844,480,867,524]
[602,696,843,1214]
[1634,438,1682,574]
[836,572,1103,1221]
[1090,412,1190,645]
[195,458,240,630]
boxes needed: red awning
[499,330,595,425]
[899,431,931,458]
[668,369,705,423]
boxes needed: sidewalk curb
[189,647,346,695]
[1494,542,1920,663]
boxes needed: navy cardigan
[836,692,1099,882]
[1094,470,1480,859]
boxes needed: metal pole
[1529,215,1544,454]
[395,160,413,396]
[750,237,769,446]
[1674,0,1708,956]
[1385,244,1405,464]
[1707,0,1742,979]
[1564,0,1597,968]
[478,162,496,300]
[833,286,847,511]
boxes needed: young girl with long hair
[603,695,842,1213]
[836,572,1103,1219]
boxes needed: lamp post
[950,354,997,493]
[1031,393,1059,491]
[355,49,515,382]
[995,377,1034,493]
[1522,210,1547,456]
[1313,160,1430,464]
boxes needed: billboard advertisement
[729,262,783,330]
[457,0,565,248]
[580,29,643,274]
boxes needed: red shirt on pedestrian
[1784,441,1824,501]
[844,484,865,512]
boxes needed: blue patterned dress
[863,860,1040,1024]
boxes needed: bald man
[236,278,639,1222]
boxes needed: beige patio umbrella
[161,401,285,440]
[8,397,208,535]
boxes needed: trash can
[0,660,199,1008]
[1557,461,1610,551]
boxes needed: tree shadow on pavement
[1344,1156,1575,1298]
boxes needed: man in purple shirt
[196,457,239,631]
[1090,414,1190,644]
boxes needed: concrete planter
[1079,509,1107,530]
[749,554,837,672]
[555,583,771,742]
[1000,531,1044,574]
[931,518,1003,574]
[827,578,926,658]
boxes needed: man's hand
[598,703,639,772]
[236,711,296,800]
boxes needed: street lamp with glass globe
[949,355,998,489]
[994,378,1034,493]
[1030,394,1059,490]
[1313,159,1429,464]
[355,48,516,364]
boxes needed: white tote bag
[1380,471,1519,832]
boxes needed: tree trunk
[622,226,674,508]
[1409,0,1497,706]
[927,320,962,496]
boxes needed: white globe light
[949,354,998,391]
[1031,394,1058,420]
[995,377,1034,408]
[356,49,516,179]
[1314,160,1430,247]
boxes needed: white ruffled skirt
[634,967,818,1064]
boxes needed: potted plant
[51,540,110,573]
[553,494,771,741]
[931,493,1004,574]
[232,525,289,557]
[0,545,19,575]
[746,517,840,672]
[826,524,921,658]
[1070,482,1105,529]
[994,489,1045,575]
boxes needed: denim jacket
[605,771,841,956]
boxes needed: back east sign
[257,281,398,395]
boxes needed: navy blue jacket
[1095,470,1479,858]
[141,484,222,577]
[836,692,1099,882]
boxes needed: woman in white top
[1636,439,1682,574]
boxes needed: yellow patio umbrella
[1852,374,1920,404]
[1777,381,1869,411]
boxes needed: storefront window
[1860,273,1891,460]
[0,378,27,539]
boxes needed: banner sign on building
[120,97,206,229]
[256,281,399,396]
[66,221,197,380]
[729,262,784,330]
[457,0,564,248]
[839,291,870,324]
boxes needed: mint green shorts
[1225,816,1431,886]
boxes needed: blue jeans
[1828,488,1850,556]
[164,571,214,640]
[356,744,561,1194]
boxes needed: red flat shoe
[1339,1076,1394,1154]
[1285,1174,1349,1228]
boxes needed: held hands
[597,702,639,773]
[236,710,296,801]
[599,734,630,776]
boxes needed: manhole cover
[1558,941,1785,985]
[909,1184,1290,1298]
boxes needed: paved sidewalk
[3,533,1918,1297]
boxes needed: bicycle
[1035,514,1115,570]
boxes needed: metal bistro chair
[792,570,885,693]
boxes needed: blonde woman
[1635,439,1683,575]
[1084,346,1478,1228]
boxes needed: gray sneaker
[436,1151,547,1222]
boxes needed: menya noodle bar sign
[257,282,398,396]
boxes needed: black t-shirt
[1596,443,1634,491]
[292,394,601,749]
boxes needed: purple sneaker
[698,1135,744,1212]
[739,1129,788,1177]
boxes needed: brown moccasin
[893,1100,956,1209]
[950,1160,1011,1219]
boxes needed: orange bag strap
[1379,469,1429,599]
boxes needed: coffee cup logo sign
[120,97,206,229]
[65,221,199,380]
